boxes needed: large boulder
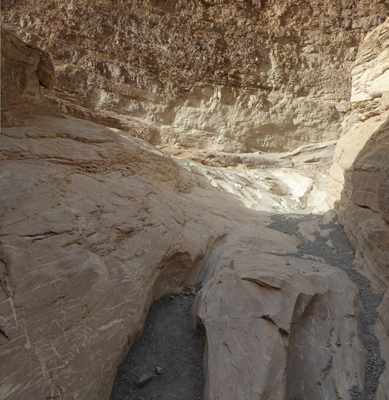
[1,28,56,126]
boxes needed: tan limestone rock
[1,25,385,400]
[0,115,236,399]
[351,18,389,121]
[328,19,389,398]
[1,28,57,127]
[195,225,366,400]
[2,1,388,152]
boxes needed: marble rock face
[1,1,388,153]
[329,18,389,296]
[329,19,389,399]
[0,30,233,398]
[0,114,233,399]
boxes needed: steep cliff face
[2,0,388,152]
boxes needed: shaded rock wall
[329,19,389,398]
[1,28,56,126]
[2,0,388,152]
[329,18,389,291]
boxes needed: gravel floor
[110,288,204,400]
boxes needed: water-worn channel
[110,289,204,400]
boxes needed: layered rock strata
[329,18,389,298]
[2,0,389,153]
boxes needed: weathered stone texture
[329,19,389,397]
[195,226,365,400]
[329,19,389,291]
[351,17,389,120]
[2,1,389,152]
[0,114,236,399]
[0,28,378,400]
[1,28,56,126]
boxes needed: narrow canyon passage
[110,289,205,400]
[110,212,385,400]
[0,9,388,399]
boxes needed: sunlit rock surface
[2,0,388,152]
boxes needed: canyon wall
[0,30,235,398]
[1,28,56,126]
[2,0,388,152]
[1,5,389,400]
[329,18,389,292]
[329,19,389,399]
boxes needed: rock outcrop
[195,219,366,400]
[329,18,389,292]
[1,28,56,127]
[329,18,389,399]
[2,1,388,153]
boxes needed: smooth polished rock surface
[1,13,388,400]
[0,115,235,399]
[194,217,366,400]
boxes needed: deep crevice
[110,290,205,400]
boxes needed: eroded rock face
[1,14,388,400]
[2,1,388,152]
[195,225,366,400]
[1,28,56,126]
[329,19,389,398]
[351,18,389,121]
[329,18,389,291]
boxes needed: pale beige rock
[2,1,388,152]
[328,19,389,399]
[195,225,366,400]
[351,18,389,121]
[2,13,389,400]
[0,114,237,399]
[175,156,331,214]
[328,19,389,291]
